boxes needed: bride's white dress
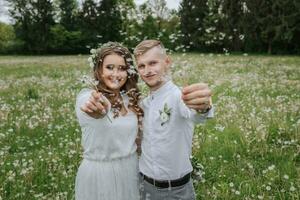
[75,89,140,200]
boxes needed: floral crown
[87,42,137,76]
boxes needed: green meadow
[0,54,299,199]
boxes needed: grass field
[0,54,299,199]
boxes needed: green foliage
[121,0,181,50]
[179,0,209,51]
[76,0,98,47]
[179,0,300,54]
[97,0,122,42]
[0,22,16,53]
[25,88,39,100]
[49,25,84,54]
[57,0,78,31]
[7,0,55,54]
[3,0,300,54]
[76,0,122,50]
[0,22,15,44]
[239,0,300,54]
[221,0,244,51]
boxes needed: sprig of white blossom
[79,75,112,123]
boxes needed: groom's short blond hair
[134,40,166,58]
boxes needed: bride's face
[100,54,128,91]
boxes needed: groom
[134,40,213,200]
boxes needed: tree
[245,0,300,54]
[137,3,160,39]
[7,0,55,53]
[257,0,282,54]
[97,0,122,42]
[49,24,83,53]
[238,0,264,53]
[222,0,244,51]
[0,22,16,53]
[147,0,169,31]
[78,0,122,49]
[179,0,209,50]
[77,0,98,47]
[57,0,78,31]
[201,0,226,52]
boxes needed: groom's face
[136,46,170,91]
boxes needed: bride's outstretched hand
[81,90,111,119]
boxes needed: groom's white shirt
[139,80,214,180]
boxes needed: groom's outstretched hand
[80,90,111,119]
[181,83,212,112]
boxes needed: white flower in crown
[88,48,98,69]
[88,43,135,71]
[90,49,97,54]
[127,65,136,75]
[159,103,172,126]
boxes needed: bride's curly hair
[92,42,144,152]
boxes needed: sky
[0,0,181,24]
[135,0,181,10]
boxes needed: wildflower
[268,165,275,171]
[239,35,245,40]
[215,124,225,132]
[90,49,97,54]
[127,67,136,75]
[290,186,296,192]
[79,75,112,123]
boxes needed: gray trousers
[140,175,196,200]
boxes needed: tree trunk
[268,40,272,54]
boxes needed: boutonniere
[159,103,172,126]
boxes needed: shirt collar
[150,80,174,99]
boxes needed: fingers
[91,90,101,101]
[100,94,111,111]
[184,97,210,106]
[80,91,108,116]
[89,99,106,114]
[87,100,98,111]
[188,97,211,109]
[182,83,208,95]
[81,100,105,114]
[80,104,93,113]
[91,90,110,108]
[182,89,211,101]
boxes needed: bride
[75,42,143,200]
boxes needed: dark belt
[140,172,191,188]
